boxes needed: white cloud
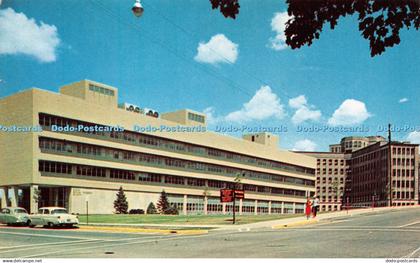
[328,99,371,126]
[0,8,60,63]
[225,85,285,123]
[203,107,223,125]
[288,95,321,124]
[269,12,292,51]
[194,34,238,64]
[292,139,317,151]
[399,98,408,103]
[407,131,420,144]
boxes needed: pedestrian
[312,195,320,218]
[305,197,312,220]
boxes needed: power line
[87,0,255,97]
[144,0,293,100]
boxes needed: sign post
[220,189,244,224]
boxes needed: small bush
[129,209,145,214]
[164,206,179,215]
[147,202,158,214]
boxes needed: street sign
[234,190,245,199]
[220,189,233,203]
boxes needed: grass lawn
[78,213,303,225]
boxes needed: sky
[1,0,420,151]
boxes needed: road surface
[0,207,419,258]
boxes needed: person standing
[305,197,312,220]
[312,195,320,218]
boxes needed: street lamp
[132,0,144,18]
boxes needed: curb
[272,219,319,229]
[78,226,208,235]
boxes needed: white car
[28,207,79,228]
[0,207,30,226]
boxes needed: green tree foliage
[114,186,129,214]
[156,190,170,214]
[210,0,420,57]
[146,202,158,214]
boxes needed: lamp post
[232,172,246,224]
[132,0,144,17]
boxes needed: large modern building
[0,80,316,214]
[299,136,419,211]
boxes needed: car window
[38,209,44,214]
[43,209,50,214]
[1,209,9,214]
[14,208,27,214]
[51,209,68,214]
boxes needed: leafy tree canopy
[209,0,420,57]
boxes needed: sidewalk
[78,205,420,232]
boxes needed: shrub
[129,209,145,214]
[164,206,179,215]
[147,202,158,214]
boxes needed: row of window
[38,160,307,198]
[39,137,314,187]
[88,84,115,96]
[38,113,315,176]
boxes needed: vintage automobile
[0,207,30,226]
[28,207,79,228]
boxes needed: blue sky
[1,0,420,151]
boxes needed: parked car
[28,207,79,228]
[0,207,30,226]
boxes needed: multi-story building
[296,152,350,212]
[330,136,385,153]
[349,141,419,207]
[299,136,419,211]
[0,80,316,214]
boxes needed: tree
[210,0,240,19]
[156,190,170,214]
[146,202,158,214]
[210,0,420,57]
[114,186,129,214]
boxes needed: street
[0,207,419,258]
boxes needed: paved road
[0,207,419,258]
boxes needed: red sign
[234,190,245,199]
[220,189,233,203]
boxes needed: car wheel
[28,220,35,228]
[47,222,54,228]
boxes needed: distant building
[0,80,316,214]
[298,136,419,211]
[349,141,419,207]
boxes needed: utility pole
[388,123,392,207]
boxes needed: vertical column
[239,199,243,215]
[67,187,73,213]
[281,201,284,214]
[268,201,272,215]
[222,203,226,215]
[293,202,296,214]
[49,188,53,207]
[204,196,208,215]
[0,187,7,208]
[54,188,59,206]
[254,200,258,215]
[183,194,187,216]
[9,186,18,207]
[30,185,39,214]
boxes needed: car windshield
[51,209,68,214]
[14,209,27,214]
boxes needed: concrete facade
[0,80,316,214]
